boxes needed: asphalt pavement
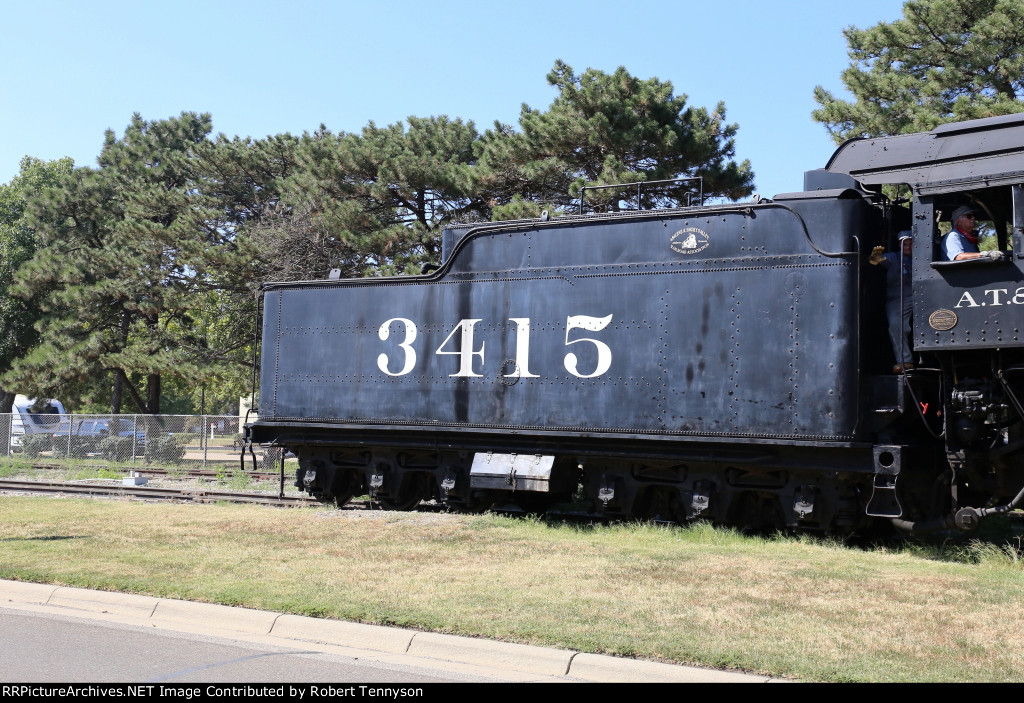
[0,579,784,683]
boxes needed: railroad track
[0,479,318,507]
[22,463,282,481]
[0,478,532,518]
[0,476,583,520]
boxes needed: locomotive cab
[827,113,1024,531]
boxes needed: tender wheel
[373,495,420,511]
[634,487,682,523]
[333,470,362,508]
[372,473,429,511]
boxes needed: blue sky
[2,0,906,199]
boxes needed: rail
[0,478,317,507]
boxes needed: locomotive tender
[248,114,1024,533]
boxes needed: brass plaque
[928,309,958,331]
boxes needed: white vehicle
[9,395,69,452]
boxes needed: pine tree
[5,114,215,413]
[0,156,74,412]
[2,119,310,414]
[278,116,487,275]
[182,133,303,412]
[482,61,754,215]
[813,0,1024,142]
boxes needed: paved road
[0,608,500,683]
[0,580,783,684]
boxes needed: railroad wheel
[634,487,685,523]
[333,470,362,508]
[730,491,786,534]
[372,473,428,511]
[373,493,420,511]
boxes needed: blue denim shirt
[942,229,979,260]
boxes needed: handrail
[579,177,704,214]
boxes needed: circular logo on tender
[928,309,958,331]
[670,227,710,255]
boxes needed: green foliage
[0,461,24,477]
[97,436,134,462]
[228,470,254,491]
[51,435,103,459]
[1,115,295,413]
[21,433,53,457]
[270,116,488,275]
[65,466,121,480]
[813,0,1024,142]
[482,61,754,212]
[490,196,560,222]
[144,435,185,464]
[3,114,215,412]
[215,464,230,485]
[946,538,1024,566]
[0,156,74,405]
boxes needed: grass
[1,496,1023,682]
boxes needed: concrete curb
[568,652,765,683]
[271,614,415,654]
[408,631,575,678]
[0,579,58,604]
[151,599,279,634]
[49,585,159,619]
[0,579,781,682]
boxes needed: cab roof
[824,113,1024,195]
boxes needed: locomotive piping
[892,483,1024,534]
[890,514,957,535]
[852,235,863,438]
[995,366,1024,424]
[898,233,911,369]
[978,482,1024,518]
[901,370,945,440]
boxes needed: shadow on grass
[778,515,1024,566]
[529,506,1024,567]
[0,535,88,542]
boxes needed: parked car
[51,418,146,459]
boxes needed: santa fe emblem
[670,227,710,254]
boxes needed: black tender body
[250,115,1024,533]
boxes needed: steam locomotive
[247,113,1024,534]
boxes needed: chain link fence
[0,413,282,473]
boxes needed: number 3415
[377,315,614,379]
